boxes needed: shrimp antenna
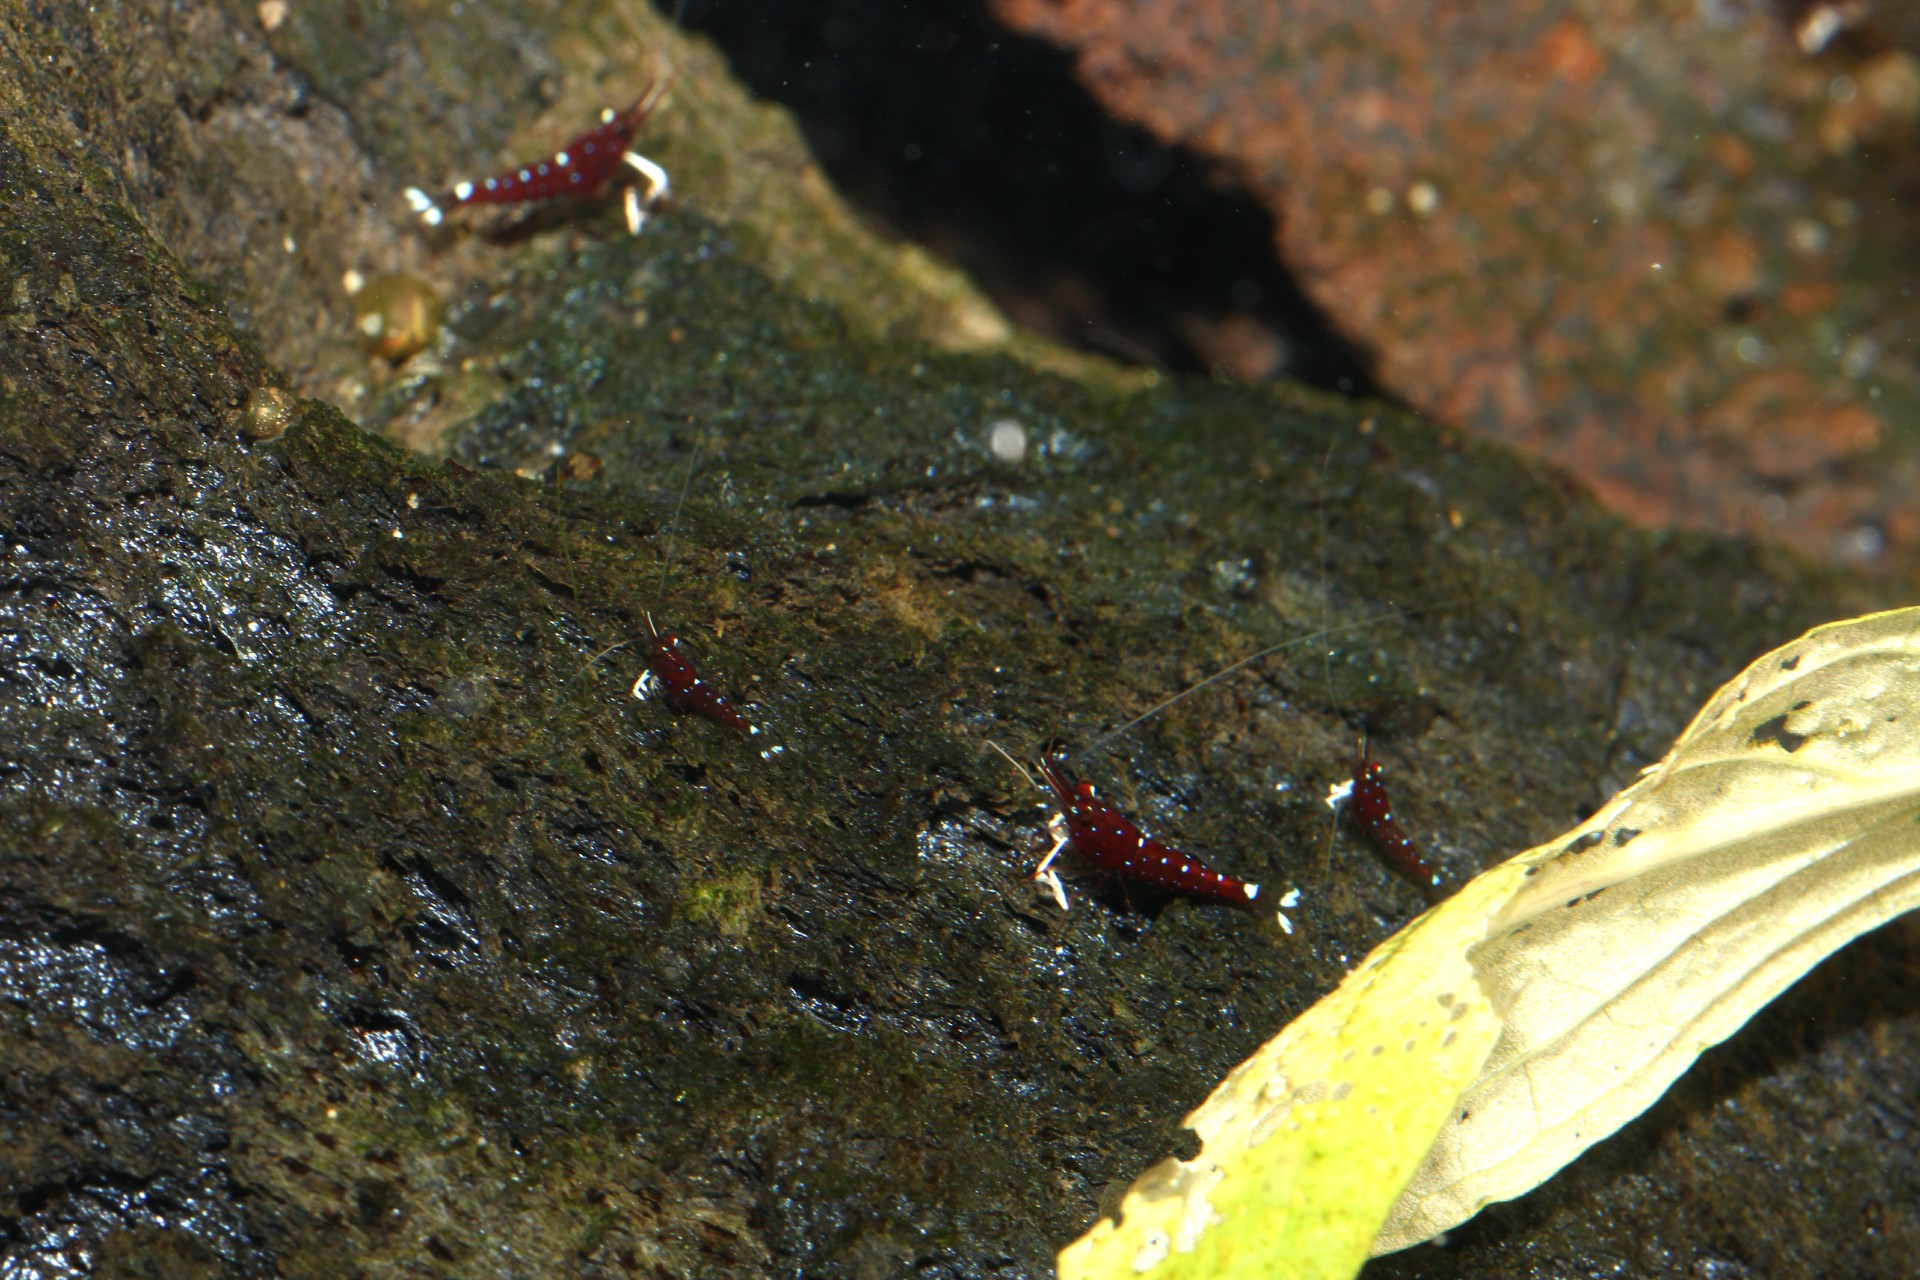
[1317,439,1341,885]
[1075,599,1467,763]
[579,638,631,676]
[982,739,1040,793]
[1317,441,1338,743]
[617,75,672,132]
[652,427,705,606]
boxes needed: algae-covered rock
[2,2,1917,1277]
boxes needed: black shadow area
[664,0,1380,394]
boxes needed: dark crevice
[662,0,1381,395]
[789,489,876,510]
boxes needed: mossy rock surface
[2,3,1918,1277]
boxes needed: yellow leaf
[1058,607,1920,1279]
[1380,604,1920,1251]
[1058,862,1515,1280]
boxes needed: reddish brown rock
[994,0,1920,571]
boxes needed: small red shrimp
[632,614,754,736]
[1327,745,1442,898]
[405,83,671,236]
[992,745,1260,911]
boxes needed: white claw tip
[1244,882,1260,901]
[1279,887,1302,908]
[1325,779,1354,810]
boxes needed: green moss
[680,867,773,937]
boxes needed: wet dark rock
[0,3,1916,1278]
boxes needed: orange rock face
[993,0,1920,571]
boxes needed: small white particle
[454,181,475,201]
[1799,4,1845,53]
[987,418,1027,463]
[391,528,404,539]
[1846,525,1885,559]
[1407,181,1439,216]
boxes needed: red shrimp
[632,615,754,736]
[1020,752,1259,911]
[1330,745,1442,898]
[405,83,671,235]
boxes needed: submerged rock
[995,0,1920,574]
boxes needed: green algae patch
[680,866,776,938]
